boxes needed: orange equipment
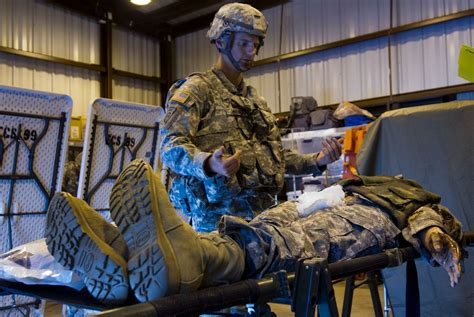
[342,126,368,179]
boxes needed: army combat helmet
[207,2,268,71]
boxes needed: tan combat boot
[45,192,130,304]
[110,159,244,302]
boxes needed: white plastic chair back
[77,98,163,217]
[0,85,72,314]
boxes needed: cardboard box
[69,116,83,142]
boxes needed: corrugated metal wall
[0,0,101,118]
[174,0,474,113]
[174,28,218,80]
[112,26,162,106]
[0,0,161,118]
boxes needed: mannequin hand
[316,137,343,167]
[205,146,242,177]
[421,227,461,287]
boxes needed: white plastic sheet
[0,239,84,290]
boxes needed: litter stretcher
[0,232,472,317]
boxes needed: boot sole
[45,192,129,304]
[110,160,180,302]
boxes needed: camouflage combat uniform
[160,67,323,232]
[219,191,461,279]
[62,153,82,195]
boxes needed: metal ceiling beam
[274,83,474,117]
[351,83,474,109]
[113,69,165,84]
[45,0,109,21]
[46,0,289,39]
[0,45,105,72]
[46,0,161,39]
[147,0,222,22]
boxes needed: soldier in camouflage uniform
[61,152,82,195]
[160,3,343,232]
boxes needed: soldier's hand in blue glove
[205,146,242,177]
[421,227,462,287]
[316,137,344,168]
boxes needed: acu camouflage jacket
[160,67,322,231]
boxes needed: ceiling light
[130,0,151,5]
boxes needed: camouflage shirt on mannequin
[160,68,323,232]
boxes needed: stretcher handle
[94,247,420,316]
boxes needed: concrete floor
[42,280,390,316]
[269,281,389,317]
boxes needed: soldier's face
[230,32,260,71]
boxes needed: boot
[45,192,129,304]
[110,159,244,302]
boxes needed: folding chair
[0,85,72,316]
[77,98,163,218]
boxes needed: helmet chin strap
[218,33,249,73]
[224,50,248,72]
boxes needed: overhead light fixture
[130,0,151,5]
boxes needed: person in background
[61,152,82,195]
[160,3,343,232]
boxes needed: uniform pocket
[240,149,260,189]
[170,177,208,215]
[234,115,253,140]
[204,175,241,203]
[196,110,230,135]
[389,187,424,201]
[195,113,231,152]
[378,192,412,207]
[255,142,284,188]
[371,187,412,207]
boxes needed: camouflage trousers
[218,200,400,279]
